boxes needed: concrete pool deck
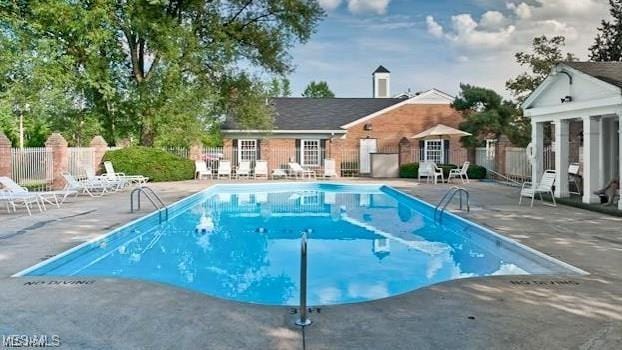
[0,180,621,349]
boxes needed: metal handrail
[130,186,168,223]
[295,231,312,327]
[435,187,470,222]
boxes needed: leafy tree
[268,77,292,97]
[590,0,622,61]
[1,1,323,146]
[506,36,576,103]
[453,84,526,148]
[302,81,335,98]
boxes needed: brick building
[221,66,467,174]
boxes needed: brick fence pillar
[189,144,202,161]
[45,133,69,189]
[0,131,12,177]
[329,137,345,177]
[90,135,108,173]
[398,137,412,166]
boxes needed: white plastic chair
[85,169,125,191]
[519,170,557,207]
[288,162,316,179]
[195,160,212,180]
[271,168,288,179]
[418,162,443,184]
[448,161,470,184]
[0,188,42,216]
[323,159,338,178]
[237,161,252,179]
[568,163,581,195]
[254,160,269,179]
[217,160,232,179]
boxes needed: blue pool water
[18,183,583,305]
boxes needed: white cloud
[347,0,391,15]
[426,0,608,52]
[426,16,444,38]
[319,0,342,12]
[479,11,507,30]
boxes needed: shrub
[399,163,419,178]
[467,164,487,179]
[102,146,195,182]
[438,164,458,179]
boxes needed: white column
[554,119,569,198]
[598,118,608,186]
[531,121,544,183]
[583,116,601,204]
[618,112,622,210]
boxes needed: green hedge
[102,146,195,182]
[467,164,487,180]
[399,163,419,178]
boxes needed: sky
[286,0,612,99]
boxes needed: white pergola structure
[523,62,622,208]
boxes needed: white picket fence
[475,146,555,183]
[11,148,54,190]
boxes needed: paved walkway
[0,180,620,349]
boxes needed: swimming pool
[16,183,585,306]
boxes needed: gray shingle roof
[224,98,403,131]
[373,65,390,74]
[564,62,622,88]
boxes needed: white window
[301,139,321,166]
[238,139,257,162]
[424,139,444,164]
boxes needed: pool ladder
[130,186,169,224]
[435,187,470,222]
[296,231,312,327]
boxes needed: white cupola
[372,65,391,98]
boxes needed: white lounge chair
[0,188,42,216]
[448,161,470,184]
[236,161,252,179]
[62,172,109,197]
[519,170,557,207]
[217,160,232,179]
[195,160,212,180]
[271,168,288,179]
[85,168,125,191]
[103,161,149,185]
[288,162,316,179]
[0,176,76,210]
[418,162,444,184]
[323,159,338,178]
[254,160,269,179]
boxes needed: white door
[359,139,378,174]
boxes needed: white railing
[11,148,54,191]
[68,147,95,177]
[163,147,189,159]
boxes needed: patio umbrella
[410,124,472,139]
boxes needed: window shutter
[232,139,238,165]
[256,139,261,160]
[320,140,327,161]
[443,140,450,164]
[295,139,301,163]
[418,140,425,162]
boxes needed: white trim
[524,96,622,119]
[424,139,444,163]
[237,139,257,162]
[523,63,622,110]
[300,139,321,167]
[340,89,455,129]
